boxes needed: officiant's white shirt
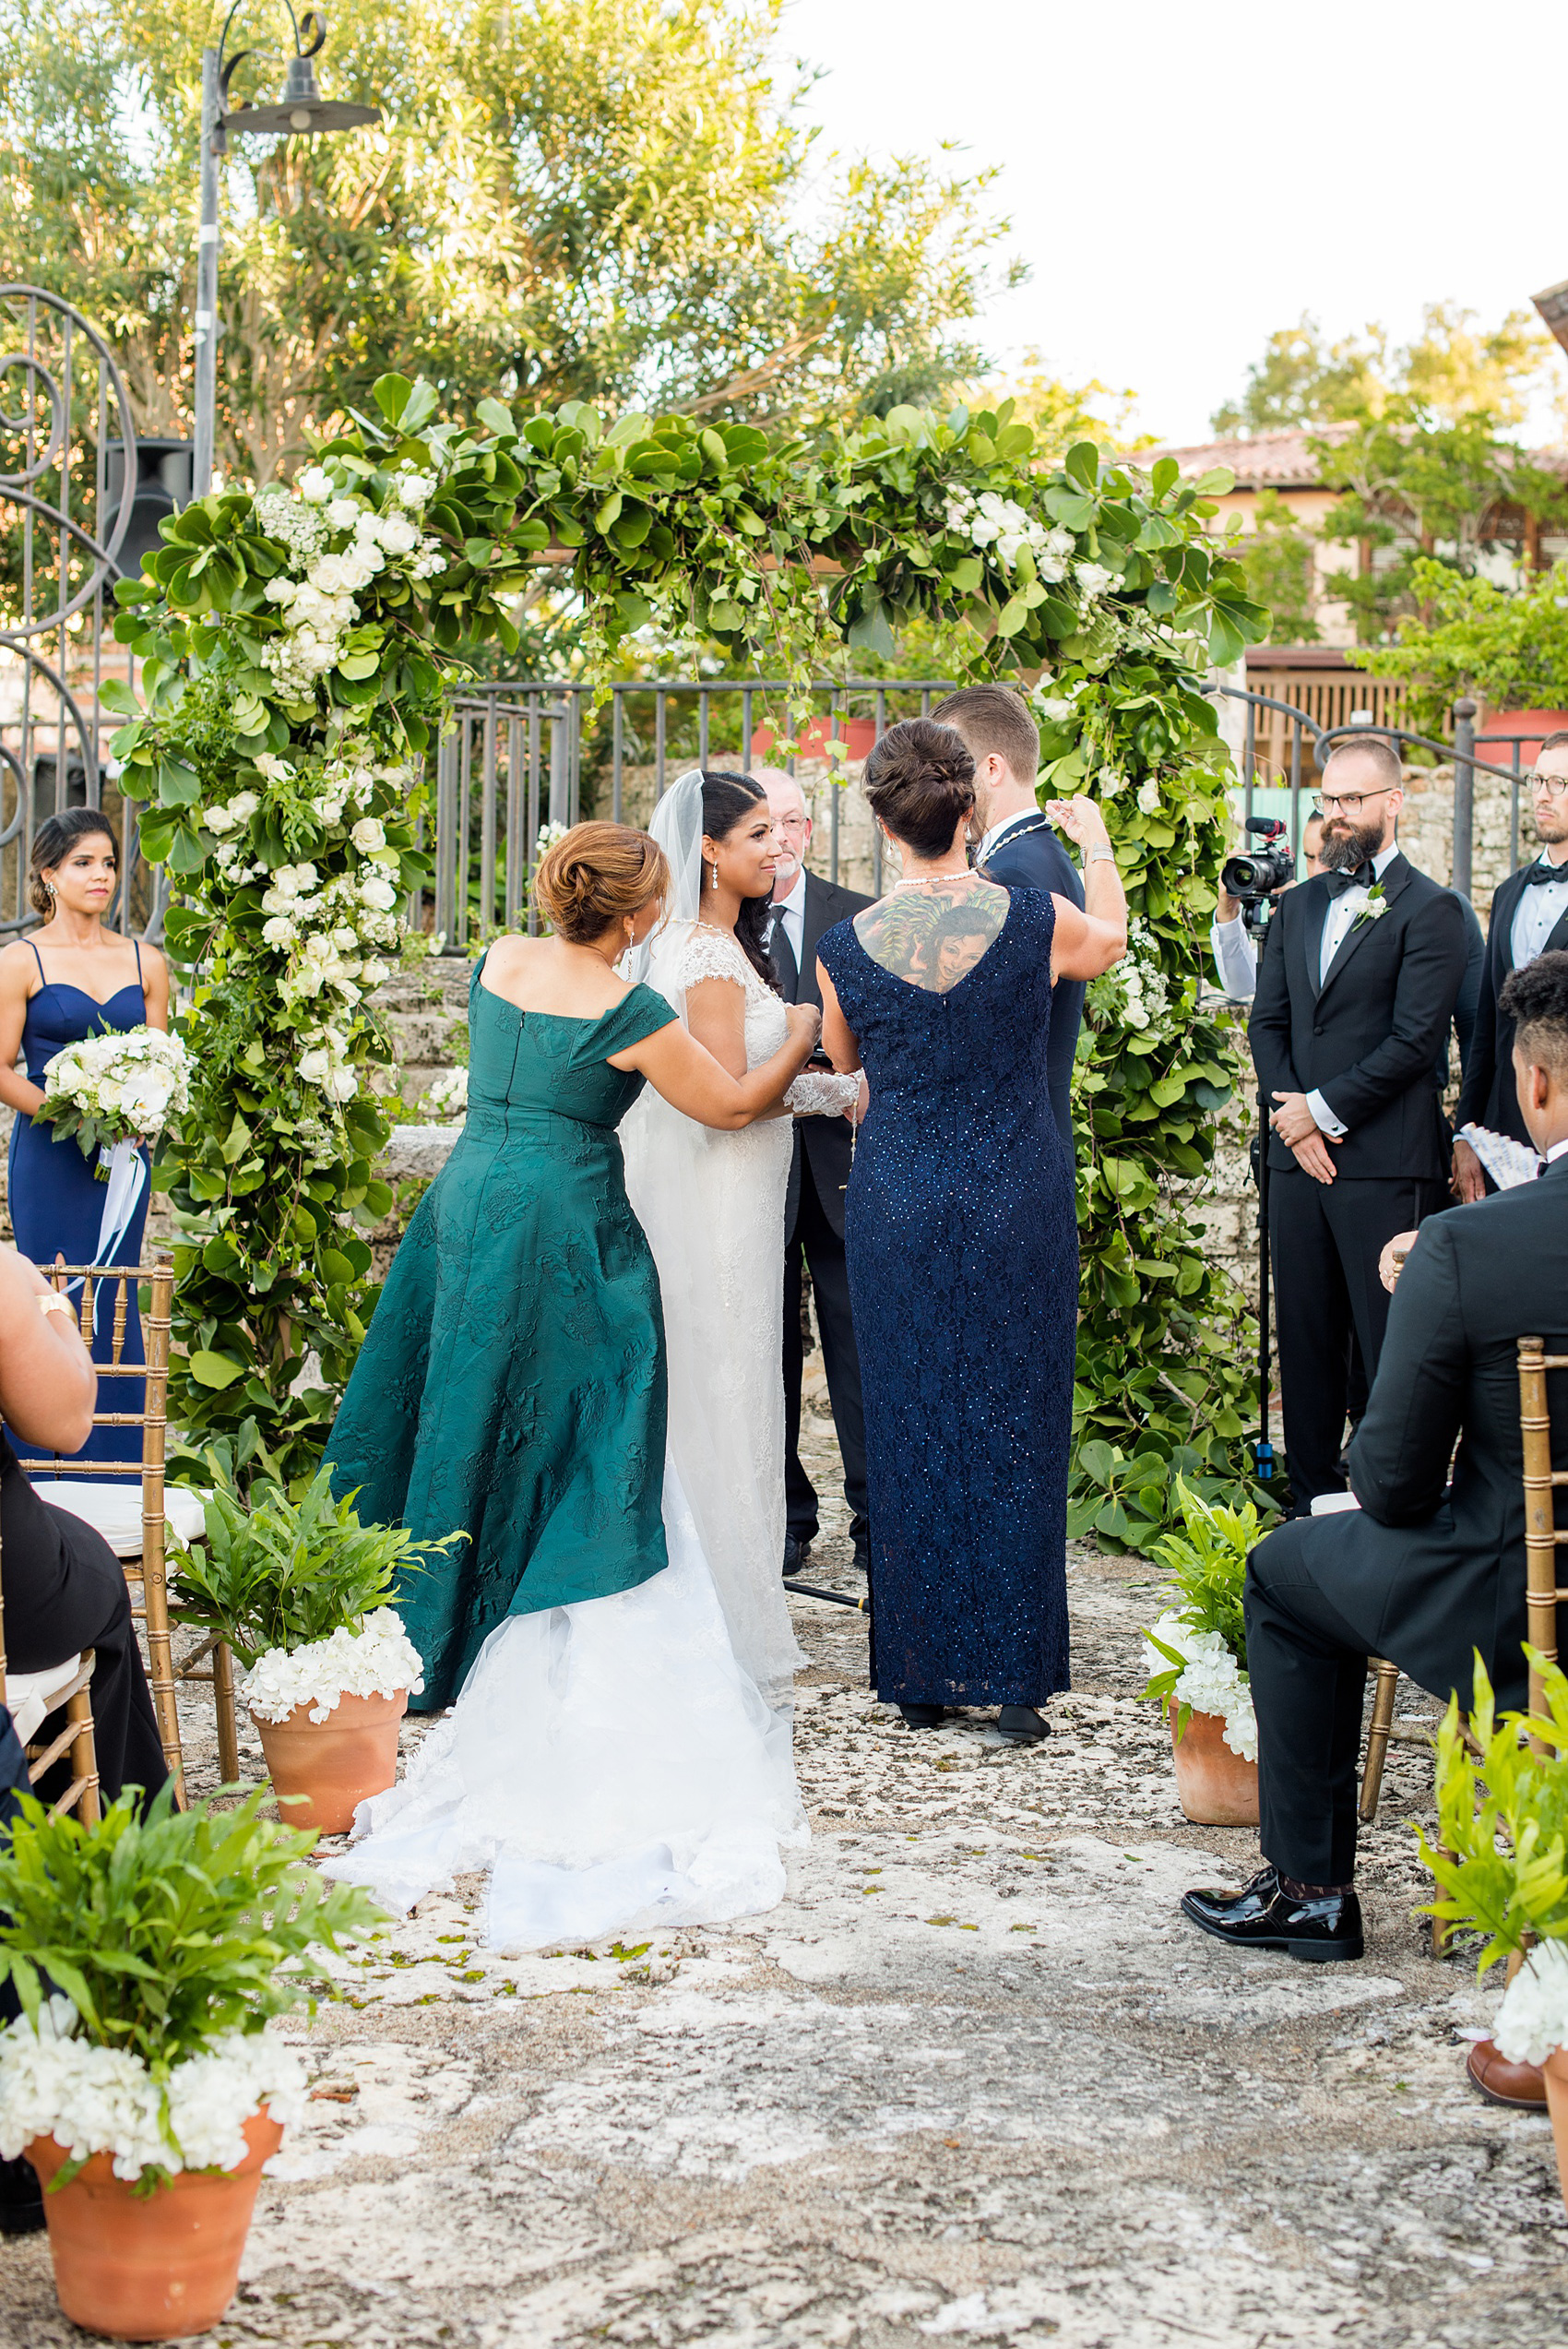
[769,864,807,967]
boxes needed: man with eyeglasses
[1248,736,1468,1508]
[1453,731,1568,1198]
[755,767,873,1578]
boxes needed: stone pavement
[5,1393,1567,2347]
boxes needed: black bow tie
[1325,862,1376,898]
[1525,859,1568,886]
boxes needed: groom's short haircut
[932,685,1039,787]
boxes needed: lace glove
[785,1070,863,1117]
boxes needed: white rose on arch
[297,467,333,504]
[205,804,239,835]
[350,817,386,854]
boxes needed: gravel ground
[5,1373,1566,2348]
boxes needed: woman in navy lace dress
[816,719,1127,1742]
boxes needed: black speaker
[102,440,195,582]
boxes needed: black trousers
[2,1492,168,1809]
[1245,1531,1372,1884]
[783,1154,869,1548]
[1268,1166,1444,1507]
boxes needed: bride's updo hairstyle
[533,821,670,945]
[700,769,778,990]
[863,719,976,857]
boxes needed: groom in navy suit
[932,686,1087,1147]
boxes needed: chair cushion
[34,1480,208,1559]
[6,1655,86,1746]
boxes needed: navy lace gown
[816,888,1076,1708]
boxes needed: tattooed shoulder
[853,879,1010,993]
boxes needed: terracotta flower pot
[253,1686,408,1834]
[1170,1708,1260,1826]
[27,2105,282,2341]
[1541,2046,1568,2214]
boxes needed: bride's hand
[786,1003,822,1049]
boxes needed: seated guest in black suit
[1182,949,1568,1965]
[0,1243,167,1809]
[932,686,1089,1151]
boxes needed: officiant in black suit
[756,769,873,1574]
[933,686,1087,1147]
[1453,732,1568,1197]
[1248,735,1468,1508]
[1182,951,1568,1965]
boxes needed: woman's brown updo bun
[862,719,976,858]
[532,821,670,944]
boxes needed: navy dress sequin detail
[816,888,1076,1707]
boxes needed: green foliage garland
[113,377,1268,1520]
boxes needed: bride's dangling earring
[710,859,719,891]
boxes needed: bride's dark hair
[700,770,778,991]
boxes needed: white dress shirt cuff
[1305,1088,1348,1139]
[1209,915,1256,1002]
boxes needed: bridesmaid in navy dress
[815,719,1127,1743]
[0,811,170,1462]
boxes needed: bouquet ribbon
[67,1140,148,1336]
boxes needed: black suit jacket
[1248,853,1467,1180]
[978,817,1086,1146]
[787,867,872,1242]
[1290,1160,1568,1711]
[1455,864,1568,1145]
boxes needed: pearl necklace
[892,870,970,889]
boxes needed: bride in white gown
[322,818,823,1952]
[620,771,861,1708]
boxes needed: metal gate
[0,286,160,936]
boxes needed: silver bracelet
[1087,846,1117,866]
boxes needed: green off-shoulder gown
[327,958,680,1710]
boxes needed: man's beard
[1535,806,1568,849]
[1318,817,1384,874]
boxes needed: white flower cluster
[43,1025,192,1138]
[1075,560,1118,601]
[258,855,398,1019]
[423,1065,469,1120]
[1493,1938,1568,2068]
[1136,779,1162,815]
[0,1997,308,2181]
[1143,1609,1257,1761]
[242,1606,425,1725]
[257,467,446,699]
[1113,916,1170,1033]
[944,487,1075,578]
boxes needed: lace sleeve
[674,925,754,993]
[784,1070,863,1117]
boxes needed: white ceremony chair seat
[34,1479,207,1560]
[5,1653,87,1747]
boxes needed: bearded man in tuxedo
[1248,734,1468,1508]
[754,769,872,1575]
[1453,730,1568,1197]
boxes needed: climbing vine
[111,375,1268,1516]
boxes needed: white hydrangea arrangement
[243,1607,425,1725]
[944,486,1075,579]
[1142,1477,1263,1765]
[422,1065,469,1120]
[1492,1940,1568,2069]
[1092,915,1173,1035]
[0,1997,307,2182]
[253,462,445,700]
[37,1025,193,1172]
[1141,1611,1257,1762]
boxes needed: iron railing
[429,677,956,949]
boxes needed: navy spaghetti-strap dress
[7,939,150,1462]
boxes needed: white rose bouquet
[35,1025,192,1177]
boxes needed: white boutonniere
[1352,884,1388,929]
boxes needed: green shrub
[1418,1651,1568,1967]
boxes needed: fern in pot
[0,1784,380,2339]
[171,1451,457,1834]
[1419,1652,1568,2210]
[1140,1475,1261,1827]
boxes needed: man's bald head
[753,766,811,893]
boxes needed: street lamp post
[191,6,380,497]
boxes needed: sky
[779,0,1568,447]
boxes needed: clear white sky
[780,0,1568,446]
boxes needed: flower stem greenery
[1418,1650,1568,1967]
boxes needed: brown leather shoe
[1466,2036,1548,2110]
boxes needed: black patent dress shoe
[0,2152,43,2235]
[899,1702,944,1729]
[996,1705,1049,1744]
[1180,1866,1364,1962]
[782,1534,812,1577]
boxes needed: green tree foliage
[0,0,1016,482]
[1352,555,1568,735]
[111,376,1268,1525]
[1234,487,1320,645]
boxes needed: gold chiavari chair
[21,1261,237,1799]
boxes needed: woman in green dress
[325,822,820,1950]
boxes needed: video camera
[1220,816,1294,935]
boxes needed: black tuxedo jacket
[978,817,1085,1146]
[787,867,871,1242]
[1455,864,1568,1146]
[1293,1160,1568,1712]
[1248,853,1467,1180]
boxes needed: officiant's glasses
[1528,769,1568,797]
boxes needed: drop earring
[710,860,719,891]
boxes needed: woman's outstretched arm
[612,1004,821,1128]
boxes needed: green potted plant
[0,1784,379,2338]
[171,1452,457,1833]
[1419,1651,1568,2210]
[1140,1475,1261,1826]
